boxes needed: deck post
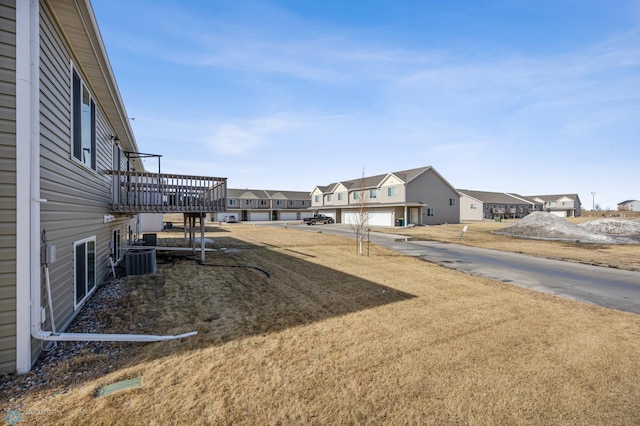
[200,215,205,264]
[183,214,187,242]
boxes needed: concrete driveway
[269,222,640,315]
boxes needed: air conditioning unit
[125,248,156,276]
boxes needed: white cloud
[203,117,295,156]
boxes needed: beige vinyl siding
[0,0,16,373]
[406,169,460,225]
[36,3,134,363]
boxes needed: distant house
[213,189,313,222]
[525,194,582,217]
[311,166,460,226]
[617,200,640,212]
[458,190,536,221]
[1,0,226,374]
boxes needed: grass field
[2,222,640,425]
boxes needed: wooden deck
[108,171,227,214]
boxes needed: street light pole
[591,191,596,212]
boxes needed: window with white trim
[112,229,121,261]
[276,200,283,206]
[72,69,96,170]
[314,195,320,202]
[449,198,456,206]
[327,194,332,202]
[388,186,396,197]
[338,193,344,201]
[369,189,377,199]
[245,199,252,205]
[353,191,360,200]
[260,200,267,206]
[229,199,237,205]
[427,208,435,217]
[289,200,295,206]
[470,204,477,209]
[74,236,96,309]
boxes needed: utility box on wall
[138,213,163,232]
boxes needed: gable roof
[527,194,580,203]
[317,166,433,193]
[458,190,535,205]
[617,200,639,205]
[226,188,310,200]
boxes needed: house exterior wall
[29,3,135,369]
[0,0,17,373]
[40,0,133,321]
[380,175,406,204]
[459,195,483,222]
[406,169,460,225]
[619,201,640,211]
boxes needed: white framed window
[112,229,121,261]
[338,193,344,201]
[229,199,237,205]
[288,200,295,206]
[388,186,396,197]
[427,208,435,217]
[326,194,332,202]
[245,199,252,205]
[369,189,377,199]
[302,201,307,206]
[74,236,96,309]
[72,68,96,170]
[314,195,320,202]
[276,200,283,206]
[449,198,456,206]
[260,200,267,206]
[470,204,477,209]
[353,191,360,200]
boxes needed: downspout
[24,1,195,348]
[14,0,38,374]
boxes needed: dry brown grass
[3,224,640,425]
[376,219,640,271]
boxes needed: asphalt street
[270,222,640,315]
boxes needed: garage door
[368,211,393,226]
[280,212,297,220]
[249,212,270,221]
[343,211,393,227]
[550,211,567,217]
[324,211,336,220]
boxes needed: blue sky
[92,0,640,210]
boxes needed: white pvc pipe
[32,328,197,343]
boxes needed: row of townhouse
[218,169,583,227]
[0,0,226,375]
[212,189,314,222]
[310,166,460,226]
[459,191,582,221]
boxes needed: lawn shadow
[3,235,415,401]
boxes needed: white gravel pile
[494,212,625,243]
[579,218,640,235]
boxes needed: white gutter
[15,0,195,365]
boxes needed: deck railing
[108,170,227,214]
